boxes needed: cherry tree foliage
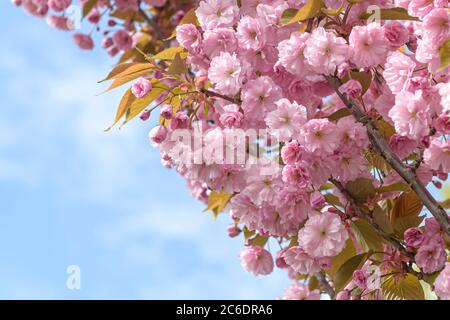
[13,0,450,300]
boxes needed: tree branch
[316,271,336,299]
[200,88,239,104]
[330,178,414,260]
[325,75,450,237]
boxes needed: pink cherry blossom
[208,52,242,96]
[240,246,274,276]
[349,23,389,68]
[404,227,425,248]
[389,90,430,139]
[423,138,450,172]
[236,16,266,50]
[304,27,349,75]
[297,212,348,258]
[196,0,239,30]
[383,51,416,94]
[339,80,362,100]
[73,33,94,50]
[265,98,307,141]
[131,77,152,98]
[282,283,320,300]
[176,24,202,53]
[113,30,133,51]
[434,262,450,300]
[277,32,311,76]
[415,242,447,273]
[300,119,339,154]
[281,141,303,165]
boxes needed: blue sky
[0,3,290,299]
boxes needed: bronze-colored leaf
[389,192,423,225]
[205,190,233,218]
[345,178,376,205]
[105,88,136,131]
[438,39,450,72]
[360,7,419,21]
[334,251,372,292]
[283,0,325,25]
[382,272,425,300]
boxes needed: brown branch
[330,178,414,260]
[326,75,450,237]
[200,88,239,104]
[316,271,336,299]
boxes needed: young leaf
[360,7,419,21]
[151,47,187,60]
[345,178,376,205]
[251,234,269,247]
[105,88,136,131]
[280,9,298,25]
[283,0,325,25]
[167,53,188,75]
[205,190,233,218]
[82,0,98,18]
[389,192,423,225]
[327,239,357,279]
[327,108,352,121]
[351,219,383,253]
[393,215,425,238]
[382,273,425,300]
[99,62,153,83]
[377,182,410,194]
[438,39,450,72]
[373,205,394,234]
[334,251,371,292]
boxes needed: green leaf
[280,9,298,25]
[242,226,256,241]
[377,182,410,194]
[334,251,371,292]
[82,0,98,18]
[373,204,393,234]
[360,7,419,21]
[389,192,423,225]
[351,219,383,253]
[382,273,425,300]
[283,0,325,25]
[393,215,425,238]
[327,108,352,121]
[151,47,187,60]
[345,178,376,205]
[251,234,269,247]
[439,39,450,72]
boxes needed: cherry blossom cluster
[11,0,192,56]
[14,0,450,300]
[142,0,450,300]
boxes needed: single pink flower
[240,246,274,276]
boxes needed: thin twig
[316,271,336,299]
[200,88,239,104]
